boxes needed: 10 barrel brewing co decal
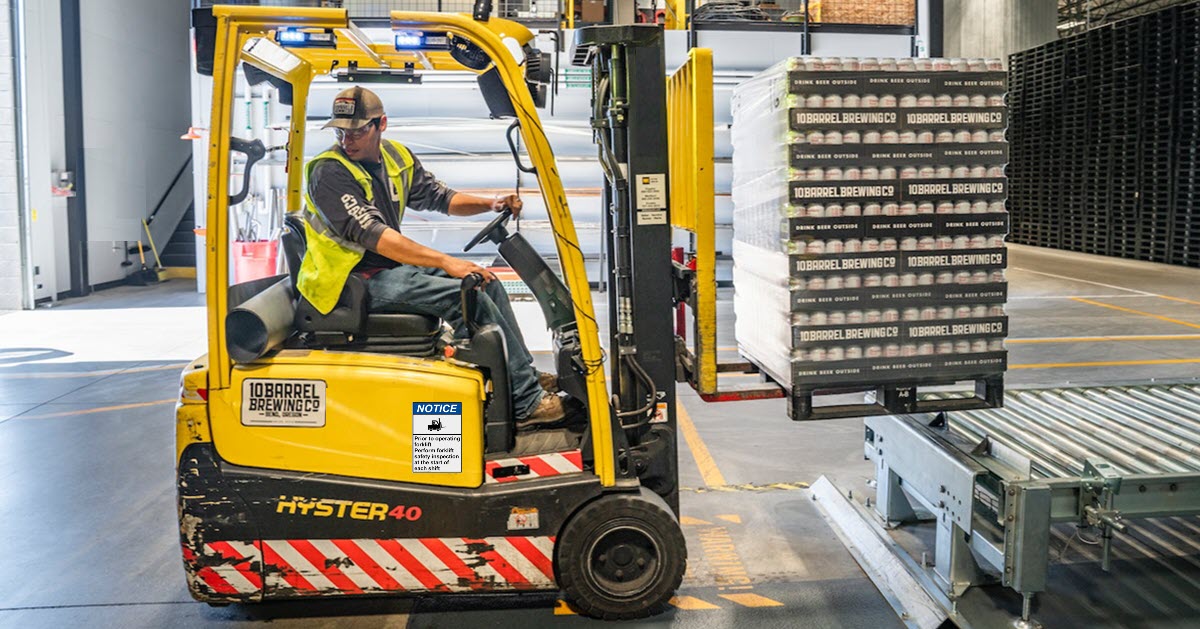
[241,378,327,427]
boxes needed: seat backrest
[280,212,440,344]
[280,214,306,293]
[279,213,366,334]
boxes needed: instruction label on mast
[635,173,667,224]
[412,402,462,473]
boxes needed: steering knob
[463,272,484,290]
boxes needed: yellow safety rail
[389,10,612,485]
[667,48,716,394]
[664,0,687,29]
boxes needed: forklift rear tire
[556,490,686,620]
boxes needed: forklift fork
[666,48,786,403]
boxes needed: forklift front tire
[556,490,686,620]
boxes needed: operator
[298,86,564,426]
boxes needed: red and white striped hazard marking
[184,536,557,597]
[484,449,585,483]
[181,540,263,597]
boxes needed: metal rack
[863,383,1200,626]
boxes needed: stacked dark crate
[1176,3,1200,265]
[1107,18,1143,260]
[1006,50,1031,243]
[1060,35,1090,254]
[731,57,1009,420]
[1139,7,1177,263]
[1008,1,1200,267]
[1009,41,1065,249]
[1086,23,1120,257]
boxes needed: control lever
[460,272,484,335]
[228,136,266,207]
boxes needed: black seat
[280,214,441,352]
[281,214,516,453]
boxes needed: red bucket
[233,240,279,283]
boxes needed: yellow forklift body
[207,351,486,487]
[203,6,614,485]
[180,9,689,616]
[175,356,213,461]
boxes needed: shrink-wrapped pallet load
[731,57,1010,417]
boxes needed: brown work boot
[538,371,559,393]
[518,393,566,427]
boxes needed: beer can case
[732,57,1009,390]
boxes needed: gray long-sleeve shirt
[307,150,457,271]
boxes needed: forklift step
[484,448,586,484]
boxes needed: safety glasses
[334,119,378,142]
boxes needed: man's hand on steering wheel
[491,193,523,218]
[443,256,496,284]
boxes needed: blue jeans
[365,265,544,418]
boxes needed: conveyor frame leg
[877,465,919,526]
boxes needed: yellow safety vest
[298,140,415,314]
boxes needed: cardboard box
[582,0,605,23]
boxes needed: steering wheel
[463,207,513,252]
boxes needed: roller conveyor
[862,384,1200,627]
[943,385,1200,477]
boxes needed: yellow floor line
[1158,294,1200,307]
[719,593,785,608]
[680,516,713,526]
[553,599,578,615]
[1071,297,1200,331]
[17,399,175,420]
[1010,358,1200,370]
[1007,334,1200,344]
[670,596,721,610]
[676,400,727,487]
[0,363,187,380]
[717,514,743,524]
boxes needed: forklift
[179,4,686,619]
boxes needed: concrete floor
[2,243,1200,627]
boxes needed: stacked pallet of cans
[731,56,1009,418]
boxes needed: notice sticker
[651,402,668,424]
[412,402,463,473]
[241,379,326,427]
[635,173,667,210]
[507,507,540,531]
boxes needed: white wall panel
[20,0,65,301]
[943,0,1056,59]
[0,0,17,309]
[80,0,191,285]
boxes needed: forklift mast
[575,26,680,513]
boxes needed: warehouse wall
[943,0,1056,60]
[80,0,191,286]
[22,0,66,302]
[0,0,20,310]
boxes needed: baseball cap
[321,86,385,130]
